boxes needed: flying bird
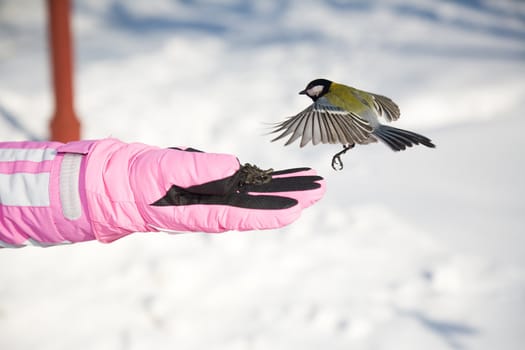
[271,79,435,170]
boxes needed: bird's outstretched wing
[369,93,400,122]
[271,99,373,147]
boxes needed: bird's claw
[330,145,354,171]
[331,155,344,170]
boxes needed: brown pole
[47,0,81,142]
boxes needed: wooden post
[47,0,81,142]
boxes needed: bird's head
[299,79,332,101]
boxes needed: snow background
[1,0,524,349]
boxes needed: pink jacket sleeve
[0,140,96,247]
[0,138,239,246]
[1,138,324,247]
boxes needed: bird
[270,78,435,170]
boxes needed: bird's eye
[307,85,324,97]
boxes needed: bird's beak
[299,89,307,95]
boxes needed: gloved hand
[149,164,325,232]
[121,146,326,236]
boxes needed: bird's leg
[331,144,355,170]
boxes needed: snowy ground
[1,0,524,349]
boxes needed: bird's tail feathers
[373,125,435,151]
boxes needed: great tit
[271,79,435,170]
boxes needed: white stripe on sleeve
[0,173,50,206]
[0,148,57,162]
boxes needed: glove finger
[245,167,326,209]
[242,175,323,193]
[270,168,319,181]
[150,202,303,233]
[270,167,313,177]
[220,204,303,231]
[256,177,325,210]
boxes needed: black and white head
[299,79,332,101]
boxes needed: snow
[1,0,524,349]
